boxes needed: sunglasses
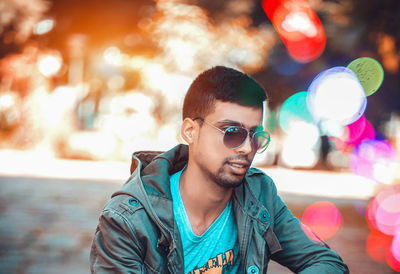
[194,118,270,153]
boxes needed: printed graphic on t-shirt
[188,249,236,274]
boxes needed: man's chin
[215,173,245,189]
[203,163,247,189]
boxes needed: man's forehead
[215,119,262,130]
[206,101,263,127]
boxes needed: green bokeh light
[279,91,314,133]
[347,57,384,96]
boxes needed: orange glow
[378,33,399,73]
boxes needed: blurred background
[0,0,399,273]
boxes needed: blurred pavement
[0,152,395,273]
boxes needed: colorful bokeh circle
[279,91,315,133]
[350,139,398,184]
[301,201,343,240]
[390,233,400,271]
[347,57,384,96]
[307,66,367,129]
[366,229,393,263]
[366,186,400,236]
[330,115,375,152]
[262,0,326,63]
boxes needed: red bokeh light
[301,201,343,240]
[388,233,400,271]
[262,0,326,63]
[387,249,400,272]
[366,229,393,263]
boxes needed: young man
[90,66,349,273]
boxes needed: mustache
[224,155,252,165]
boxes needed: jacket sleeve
[270,187,349,273]
[90,209,145,273]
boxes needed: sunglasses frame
[193,118,270,153]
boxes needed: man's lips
[226,160,250,175]
[227,161,250,168]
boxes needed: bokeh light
[366,186,400,237]
[390,233,400,271]
[103,46,123,67]
[279,91,314,133]
[0,92,21,129]
[301,201,343,240]
[279,91,320,168]
[262,0,326,63]
[393,233,400,265]
[330,115,375,152]
[280,120,320,168]
[375,191,400,236]
[366,229,393,263]
[387,248,400,272]
[347,57,384,96]
[37,52,63,77]
[350,139,398,184]
[367,197,380,232]
[307,66,367,133]
[33,19,55,35]
[0,0,399,273]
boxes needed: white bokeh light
[37,53,63,77]
[280,120,320,168]
[307,67,367,130]
[103,46,122,66]
[34,19,55,35]
[281,11,317,37]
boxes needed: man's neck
[179,164,233,236]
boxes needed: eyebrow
[215,119,262,131]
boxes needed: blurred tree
[45,0,157,55]
[0,0,51,58]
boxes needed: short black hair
[182,66,267,120]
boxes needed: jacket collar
[125,143,270,224]
[117,144,274,250]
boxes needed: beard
[200,155,252,189]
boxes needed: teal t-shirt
[170,169,241,274]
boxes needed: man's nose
[235,133,253,154]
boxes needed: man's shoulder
[243,167,279,206]
[247,167,276,188]
[102,193,145,217]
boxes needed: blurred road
[0,162,396,273]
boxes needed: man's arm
[90,209,145,273]
[271,193,349,273]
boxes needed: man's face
[191,101,263,188]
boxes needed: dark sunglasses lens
[223,126,248,148]
[252,132,270,152]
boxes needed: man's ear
[181,118,197,144]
